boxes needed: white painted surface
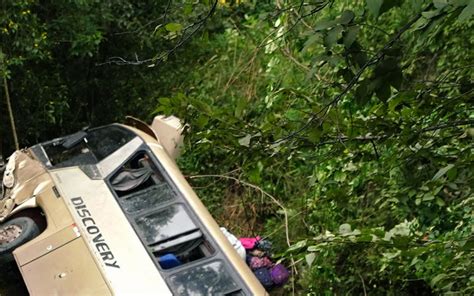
[51,168,172,296]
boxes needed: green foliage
[157,0,473,294]
[1,0,473,294]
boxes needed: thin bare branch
[273,7,429,144]
[188,174,292,248]
[98,0,218,67]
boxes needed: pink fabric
[249,256,273,270]
[239,236,261,250]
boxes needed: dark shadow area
[0,262,28,296]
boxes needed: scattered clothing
[239,236,261,250]
[256,239,272,252]
[221,230,290,289]
[270,264,290,286]
[253,267,274,289]
[240,235,290,290]
[248,256,273,270]
[249,248,266,258]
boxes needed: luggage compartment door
[20,237,111,295]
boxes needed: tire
[0,216,40,263]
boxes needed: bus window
[136,204,198,245]
[42,125,134,168]
[110,152,177,204]
[168,261,240,295]
[110,152,215,270]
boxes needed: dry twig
[189,174,291,247]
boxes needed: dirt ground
[0,262,28,296]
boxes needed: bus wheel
[0,216,40,263]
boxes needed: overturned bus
[0,116,266,295]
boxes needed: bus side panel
[20,237,111,296]
[14,224,79,266]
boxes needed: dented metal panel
[1,150,51,222]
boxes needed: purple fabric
[249,256,273,270]
[239,236,261,250]
[253,268,274,288]
[270,264,290,286]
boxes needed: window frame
[104,145,250,295]
[36,124,136,169]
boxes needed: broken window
[135,204,215,270]
[110,151,176,201]
[110,152,215,270]
[42,125,134,168]
[168,261,241,295]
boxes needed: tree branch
[188,174,292,248]
[313,119,473,148]
[3,76,19,150]
[273,7,429,144]
[98,0,218,66]
[421,119,474,132]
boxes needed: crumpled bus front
[1,151,51,222]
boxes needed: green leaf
[165,22,183,32]
[238,134,252,147]
[412,17,430,30]
[435,197,446,207]
[375,83,391,102]
[387,67,403,90]
[339,223,352,234]
[446,167,457,180]
[324,25,343,48]
[302,34,321,52]
[190,98,212,114]
[235,97,247,117]
[285,109,304,121]
[458,1,474,21]
[422,10,442,19]
[307,245,320,252]
[422,193,435,201]
[343,26,360,48]
[248,166,261,183]
[338,10,355,24]
[184,3,193,15]
[383,250,401,260]
[366,0,383,17]
[433,0,448,9]
[432,164,454,180]
[388,93,406,111]
[287,240,307,252]
[305,253,316,267]
[307,127,322,143]
[355,79,372,105]
[194,115,209,129]
[314,19,337,31]
[431,273,447,286]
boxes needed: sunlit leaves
[165,22,183,32]
[432,164,455,181]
